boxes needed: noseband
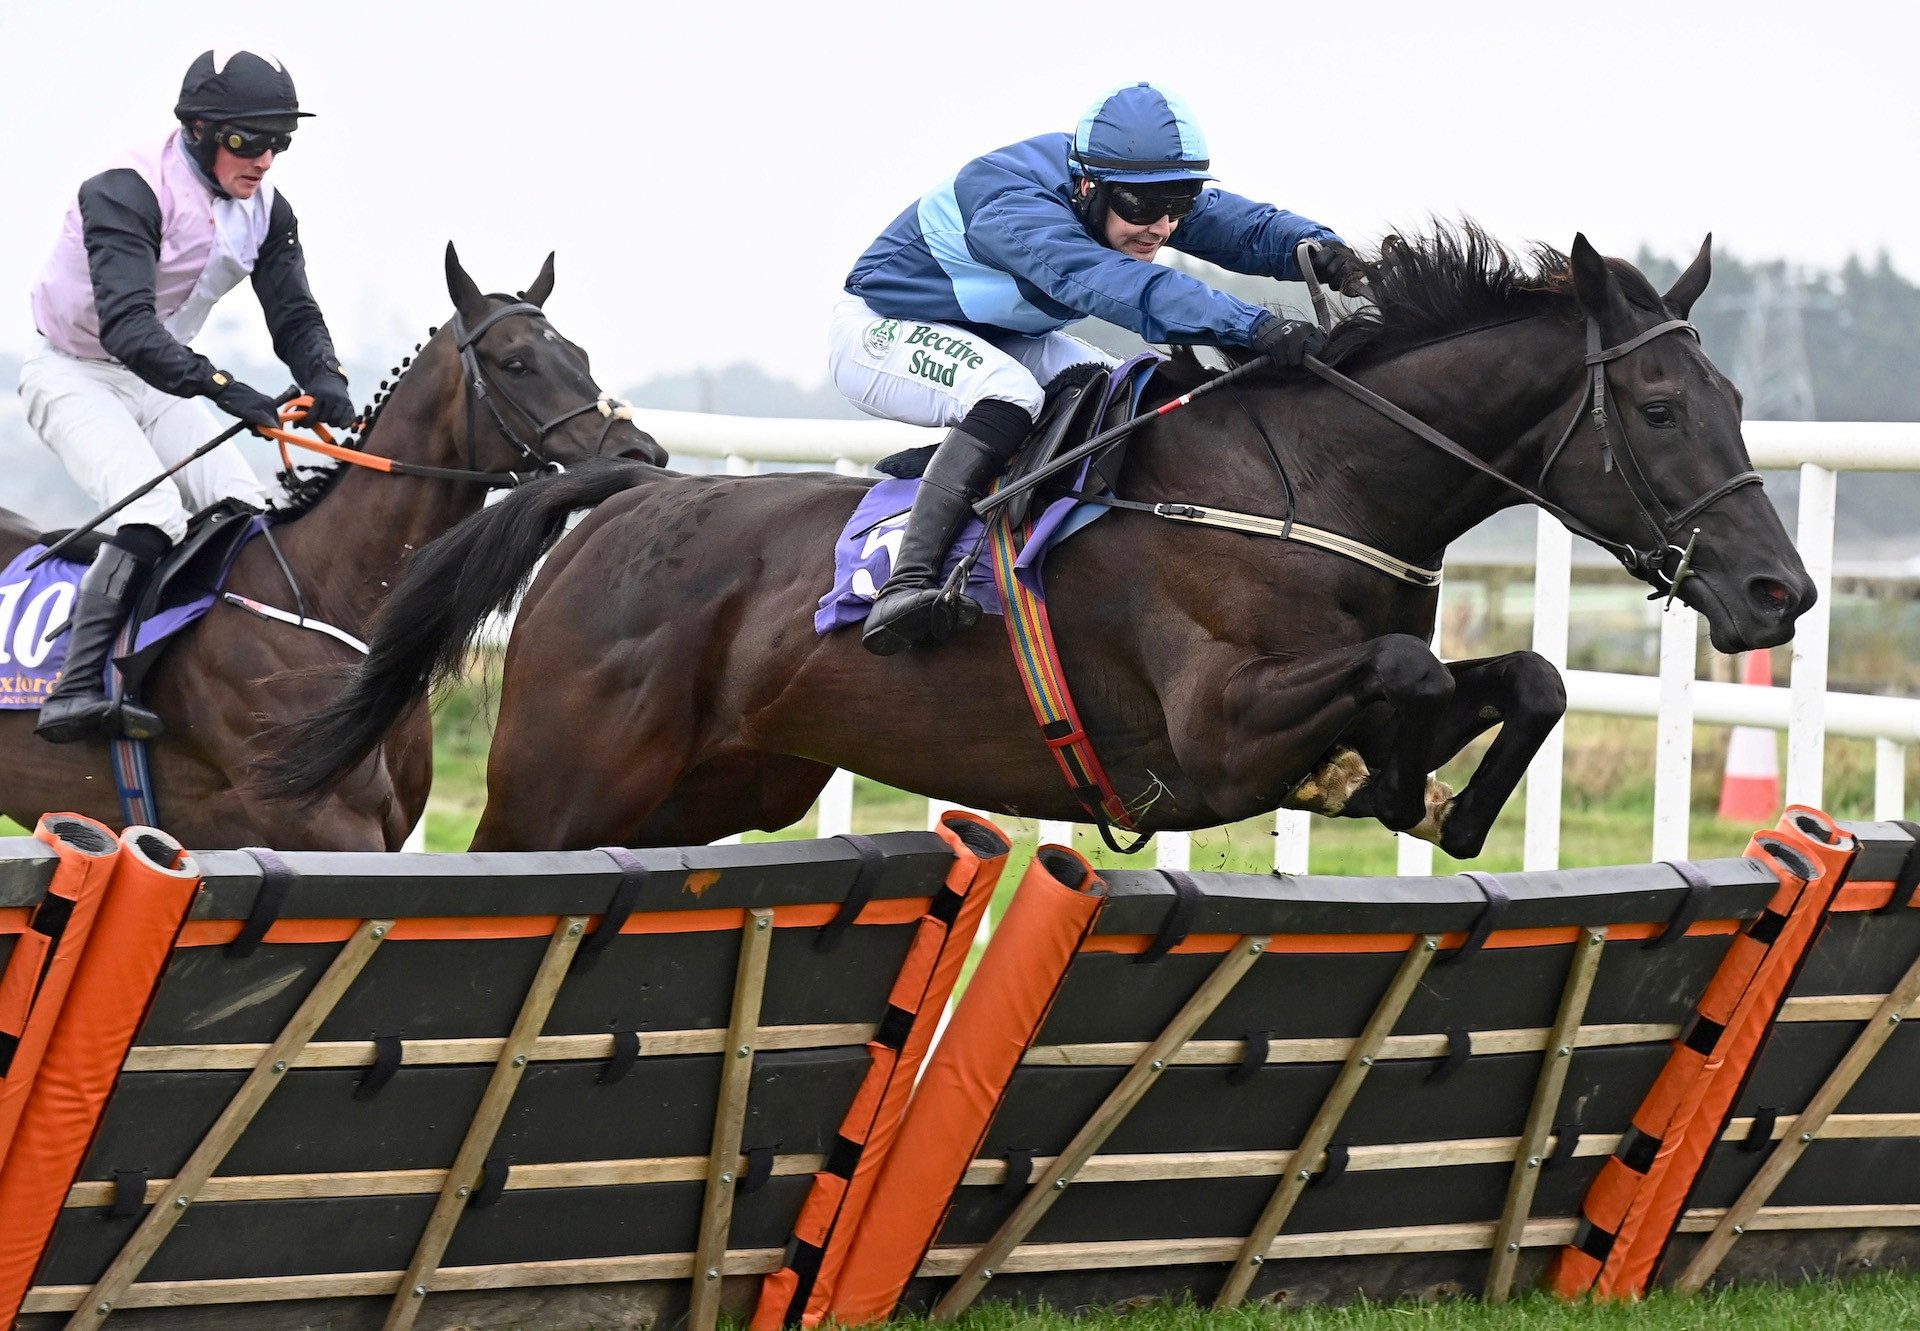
[452,299,643,480]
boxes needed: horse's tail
[257,458,656,800]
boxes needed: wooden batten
[1212,934,1441,1308]
[1487,926,1608,1302]
[381,915,589,1331]
[930,935,1272,1322]
[687,908,775,1331]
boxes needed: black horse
[264,225,1814,856]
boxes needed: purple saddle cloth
[815,354,1162,636]
[0,514,266,710]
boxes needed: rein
[260,297,647,490]
[1303,316,1760,594]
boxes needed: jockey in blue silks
[830,81,1363,656]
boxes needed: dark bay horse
[266,227,1814,856]
[0,246,662,849]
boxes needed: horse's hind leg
[468,682,702,851]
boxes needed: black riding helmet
[175,49,309,177]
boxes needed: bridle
[264,296,649,490]
[451,297,645,481]
[1533,318,1763,590]
[1302,314,1763,595]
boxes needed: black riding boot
[863,400,1030,656]
[34,535,166,744]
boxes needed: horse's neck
[1160,320,1586,564]
[257,372,480,631]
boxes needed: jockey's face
[1103,204,1178,261]
[213,141,275,198]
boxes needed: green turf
[872,1274,1920,1329]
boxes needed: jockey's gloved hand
[208,373,282,432]
[1311,242,1368,296]
[1251,316,1326,368]
[300,371,357,429]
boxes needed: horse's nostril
[1747,576,1802,617]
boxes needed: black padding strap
[1649,860,1711,948]
[580,847,649,967]
[598,1029,640,1085]
[1426,1026,1472,1083]
[1618,1125,1661,1174]
[1445,872,1510,964]
[826,1134,863,1179]
[1740,1107,1779,1153]
[1226,1031,1270,1087]
[1882,822,1920,914]
[1749,908,1788,946]
[1683,1013,1726,1056]
[231,847,296,958]
[741,1145,775,1195]
[1137,870,1200,964]
[875,1004,914,1051]
[1310,1141,1350,1187]
[354,1034,403,1100]
[109,1169,147,1218]
[1573,1218,1616,1262]
[1002,1148,1036,1193]
[469,1156,509,1208]
[817,835,884,953]
[1546,1124,1581,1170]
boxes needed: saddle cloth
[814,354,1162,636]
[0,502,265,710]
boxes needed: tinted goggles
[218,124,294,158]
[1106,183,1201,225]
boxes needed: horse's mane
[1319,219,1666,369]
[269,327,437,521]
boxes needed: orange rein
[258,397,394,476]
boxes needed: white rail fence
[10,399,1917,867]
[626,410,1920,871]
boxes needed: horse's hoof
[1406,777,1457,845]
[1288,748,1371,815]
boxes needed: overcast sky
[1,0,1912,391]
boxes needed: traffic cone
[1718,651,1782,822]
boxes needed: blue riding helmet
[1071,82,1212,185]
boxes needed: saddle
[34,500,265,700]
[874,353,1169,530]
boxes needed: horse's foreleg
[1176,634,1453,826]
[1420,651,1567,859]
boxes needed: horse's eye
[1642,402,1676,427]
[502,358,531,376]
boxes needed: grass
[888,1274,1920,1329]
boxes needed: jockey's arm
[1169,189,1343,283]
[77,169,223,398]
[251,191,346,391]
[966,189,1277,347]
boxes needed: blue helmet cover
[1072,82,1212,184]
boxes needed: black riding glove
[300,371,357,429]
[1310,242,1368,296]
[1250,316,1327,368]
[208,373,282,432]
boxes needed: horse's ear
[1568,232,1633,333]
[1664,234,1713,318]
[444,242,488,326]
[523,252,556,308]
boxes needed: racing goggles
[218,124,294,158]
[1106,182,1201,225]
